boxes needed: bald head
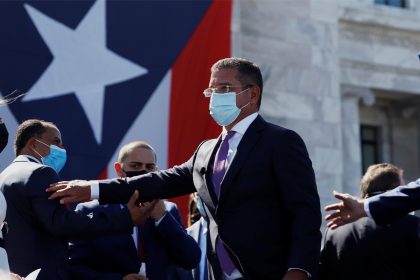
[115,141,157,177]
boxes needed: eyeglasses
[203,85,251,97]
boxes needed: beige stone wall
[232,0,342,212]
[233,0,420,214]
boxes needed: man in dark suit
[48,57,322,280]
[69,141,200,280]
[319,163,420,280]
[0,119,145,280]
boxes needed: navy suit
[368,179,420,225]
[69,200,201,280]
[96,116,321,279]
[0,156,132,280]
[319,216,420,279]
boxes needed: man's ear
[250,85,261,106]
[27,137,40,151]
[114,162,123,177]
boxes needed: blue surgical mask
[209,88,250,126]
[34,139,67,173]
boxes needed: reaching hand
[324,191,367,229]
[149,199,166,221]
[127,192,157,226]
[46,180,92,204]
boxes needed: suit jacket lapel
[219,116,266,202]
[196,137,221,213]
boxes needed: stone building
[232,0,420,209]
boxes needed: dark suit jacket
[319,216,420,280]
[176,217,208,280]
[97,115,322,279]
[0,156,132,280]
[368,179,420,225]
[69,200,200,280]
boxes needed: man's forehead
[125,147,155,162]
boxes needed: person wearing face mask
[48,58,321,280]
[0,119,147,280]
[69,141,201,280]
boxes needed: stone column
[341,85,375,195]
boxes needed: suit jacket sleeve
[98,151,198,204]
[69,204,126,280]
[153,204,201,269]
[368,179,420,225]
[274,130,321,276]
[28,166,132,238]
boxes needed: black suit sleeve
[99,154,197,204]
[69,203,126,280]
[274,130,321,276]
[368,180,420,225]
[28,166,132,238]
[153,204,201,269]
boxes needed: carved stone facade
[233,0,420,210]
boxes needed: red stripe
[169,0,232,226]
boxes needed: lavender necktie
[212,130,236,198]
[212,130,236,275]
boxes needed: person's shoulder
[262,120,305,145]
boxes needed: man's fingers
[128,190,139,206]
[46,181,70,192]
[327,219,343,229]
[325,211,342,221]
[48,187,71,200]
[333,191,350,201]
[324,203,343,212]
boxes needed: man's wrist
[363,199,371,218]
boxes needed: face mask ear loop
[30,146,45,164]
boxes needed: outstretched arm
[324,191,366,229]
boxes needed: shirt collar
[222,112,258,138]
[22,154,42,164]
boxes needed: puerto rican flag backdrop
[0,0,232,224]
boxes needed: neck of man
[19,147,42,161]
[224,108,258,131]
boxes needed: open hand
[325,191,367,229]
[46,180,92,204]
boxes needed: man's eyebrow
[128,161,144,165]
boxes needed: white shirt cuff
[90,180,99,200]
[364,199,372,218]
[288,268,311,278]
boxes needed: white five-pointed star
[22,0,148,143]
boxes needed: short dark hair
[211,57,263,108]
[360,163,403,198]
[14,119,56,156]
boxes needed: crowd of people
[0,57,418,280]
